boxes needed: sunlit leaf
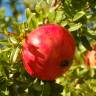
[0,40,9,45]
[47,9,56,23]
[55,11,64,23]
[69,23,82,31]
[10,47,20,63]
[9,36,18,44]
[25,8,32,19]
[61,20,68,27]
[0,48,11,54]
[73,11,85,21]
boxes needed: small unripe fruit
[21,24,75,80]
[84,45,96,68]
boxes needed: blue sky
[1,0,26,22]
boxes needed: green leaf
[35,2,42,14]
[27,13,39,28]
[87,32,96,40]
[42,82,51,96]
[63,1,73,18]
[0,48,11,54]
[2,88,9,95]
[86,79,96,92]
[47,9,56,23]
[0,39,9,45]
[0,7,5,18]
[55,11,64,23]
[33,81,42,92]
[50,83,63,96]
[73,11,85,21]
[80,35,92,50]
[61,20,68,27]
[10,47,20,63]
[0,64,4,76]
[25,8,32,19]
[9,36,18,44]
[12,47,20,63]
[46,0,52,4]
[69,23,82,31]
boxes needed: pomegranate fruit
[21,24,75,80]
[84,45,96,68]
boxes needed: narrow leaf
[25,8,32,19]
[87,32,96,40]
[9,36,18,44]
[69,23,82,31]
[10,47,20,63]
[73,11,85,21]
[0,48,11,54]
[61,21,68,27]
[80,35,92,50]
[13,47,20,63]
[0,40,9,45]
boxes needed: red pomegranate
[21,24,75,80]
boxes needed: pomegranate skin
[22,24,75,80]
[84,46,96,68]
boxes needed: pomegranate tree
[21,24,75,80]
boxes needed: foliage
[0,0,96,96]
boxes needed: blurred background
[0,0,28,22]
